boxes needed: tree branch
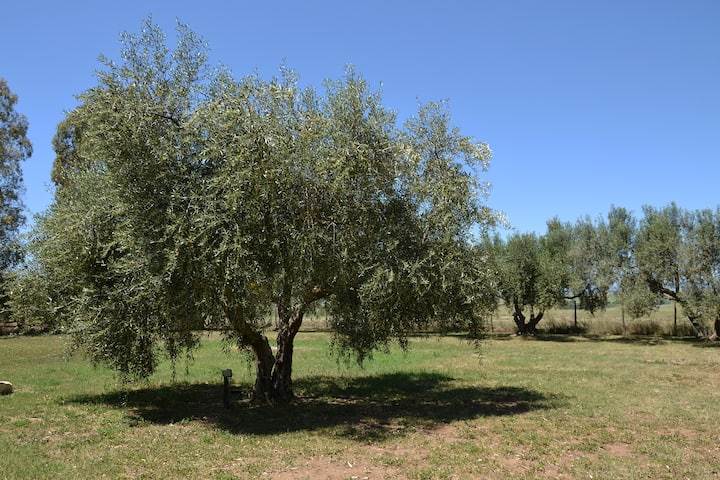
[153,112,181,127]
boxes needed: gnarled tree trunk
[646,277,708,339]
[241,306,304,403]
[512,302,543,335]
[269,309,302,401]
[250,335,274,401]
[686,314,708,339]
[512,305,526,334]
[224,305,275,401]
[228,286,320,403]
[526,311,543,334]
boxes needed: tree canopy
[27,21,499,401]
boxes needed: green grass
[487,302,700,337]
[293,302,701,337]
[1,333,719,479]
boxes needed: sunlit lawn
[1,332,719,479]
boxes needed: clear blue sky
[2,0,719,233]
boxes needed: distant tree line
[0,77,31,332]
[482,205,720,339]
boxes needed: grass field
[296,302,701,338]
[486,302,700,337]
[1,333,719,479]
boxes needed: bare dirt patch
[496,453,531,475]
[533,449,599,479]
[271,454,406,480]
[603,442,632,457]
[667,427,699,440]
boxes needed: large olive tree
[31,21,499,401]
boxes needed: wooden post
[674,270,679,336]
[222,369,233,409]
[573,300,577,329]
[621,303,626,335]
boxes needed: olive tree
[552,217,616,325]
[493,215,616,335]
[604,206,637,331]
[681,208,720,338]
[495,233,564,334]
[0,78,31,318]
[30,21,499,401]
[631,204,719,338]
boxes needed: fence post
[222,369,233,409]
[573,300,577,328]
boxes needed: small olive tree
[495,233,564,334]
[605,207,635,299]
[630,204,719,338]
[494,217,615,335]
[30,21,499,401]
[540,217,616,328]
[681,209,720,338]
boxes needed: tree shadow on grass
[69,372,561,441]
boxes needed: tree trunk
[270,326,296,402]
[228,311,302,403]
[250,335,275,402]
[513,303,543,335]
[228,290,315,403]
[647,274,710,340]
[713,315,720,341]
[512,304,527,335]
[686,315,708,339]
[225,305,276,402]
[526,312,543,334]
[245,320,301,403]
[674,271,679,336]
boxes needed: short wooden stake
[222,369,233,409]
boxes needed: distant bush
[584,320,625,336]
[542,321,588,335]
[628,320,663,336]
